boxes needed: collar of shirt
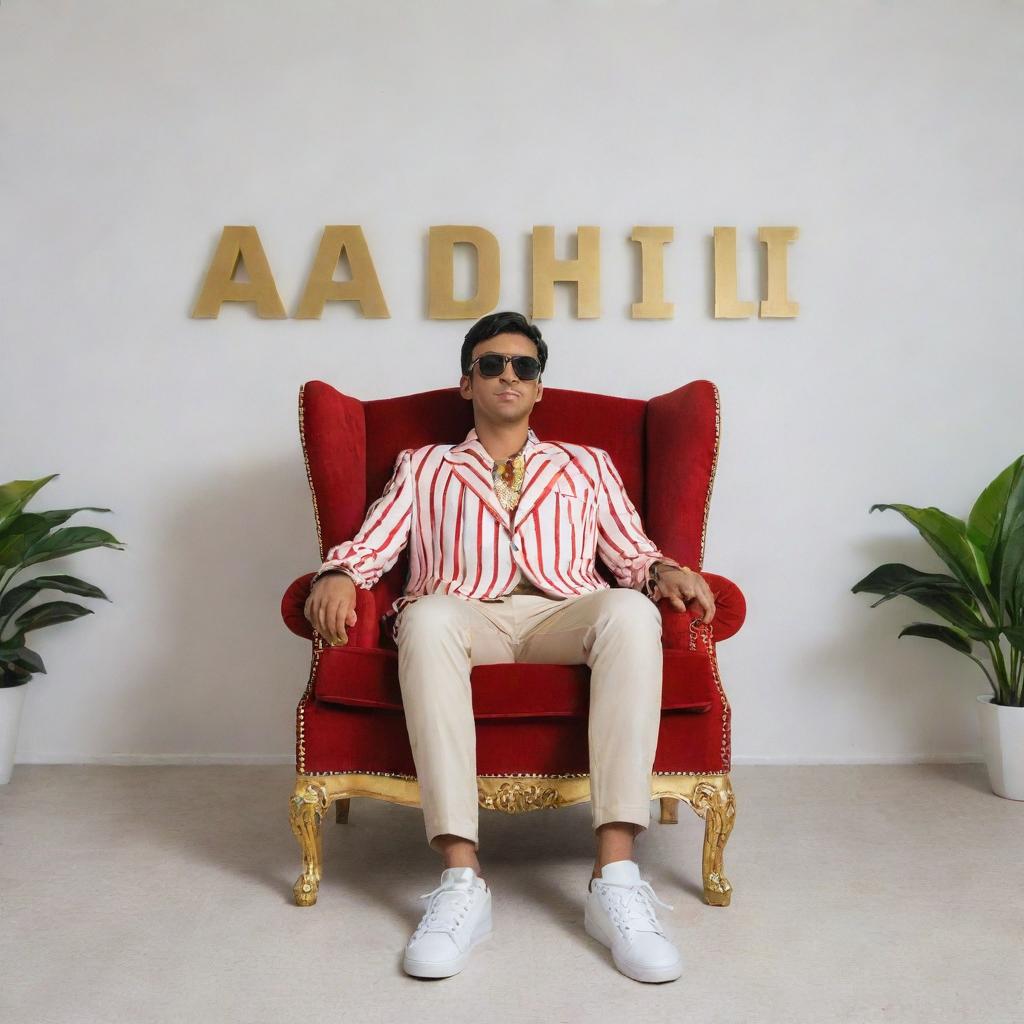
[454,425,541,463]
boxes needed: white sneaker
[585,859,683,983]
[402,866,492,978]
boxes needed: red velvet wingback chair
[283,379,745,908]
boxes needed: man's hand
[653,566,716,623]
[304,573,358,646]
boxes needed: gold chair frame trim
[289,770,735,910]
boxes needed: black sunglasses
[467,353,542,380]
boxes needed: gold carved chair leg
[289,777,329,907]
[659,796,680,823]
[691,777,736,907]
[335,798,351,824]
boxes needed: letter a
[295,226,390,318]
[191,226,287,318]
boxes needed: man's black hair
[460,311,548,378]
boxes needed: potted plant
[0,475,124,784]
[852,455,1024,800]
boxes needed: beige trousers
[394,587,664,852]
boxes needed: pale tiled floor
[1,763,1021,1024]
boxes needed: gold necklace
[492,448,526,511]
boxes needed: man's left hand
[653,567,716,623]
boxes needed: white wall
[4,0,1021,764]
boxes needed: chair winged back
[299,380,721,646]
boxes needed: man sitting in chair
[304,311,716,984]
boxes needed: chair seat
[313,645,715,718]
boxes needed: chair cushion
[313,645,714,718]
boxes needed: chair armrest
[281,573,381,648]
[283,568,746,648]
[658,570,746,648]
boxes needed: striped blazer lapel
[443,444,511,529]
[510,444,575,529]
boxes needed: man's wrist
[651,560,688,581]
[314,567,357,587]
[647,560,691,593]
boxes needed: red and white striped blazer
[314,426,681,634]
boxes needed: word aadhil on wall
[191,225,799,320]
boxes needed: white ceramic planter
[975,695,1024,801]
[0,682,28,785]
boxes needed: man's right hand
[304,572,358,646]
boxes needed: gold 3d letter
[191,226,287,318]
[531,226,601,319]
[713,227,755,319]
[428,226,500,319]
[630,226,674,319]
[295,226,390,318]
[759,226,799,317]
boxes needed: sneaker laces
[593,878,674,937]
[411,881,477,938]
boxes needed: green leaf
[991,459,1024,590]
[27,507,112,530]
[0,663,33,687]
[0,574,110,618]
[1,646,46,674]
[0,631,27,658]
[19,526,125,569]
[1004,626,1024,656]
[898,622,973,655]
[996,509,1024,621]
[1012,553,1024,623]
[0,476,59,529]
[853,564,998,638]
[851,563,971,599]
[0,513,55,568]
[968,457,1022,555]
[967,536,990,588]
[893,589,997,639]
[12,600,93,633]
[870,503,992,596]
